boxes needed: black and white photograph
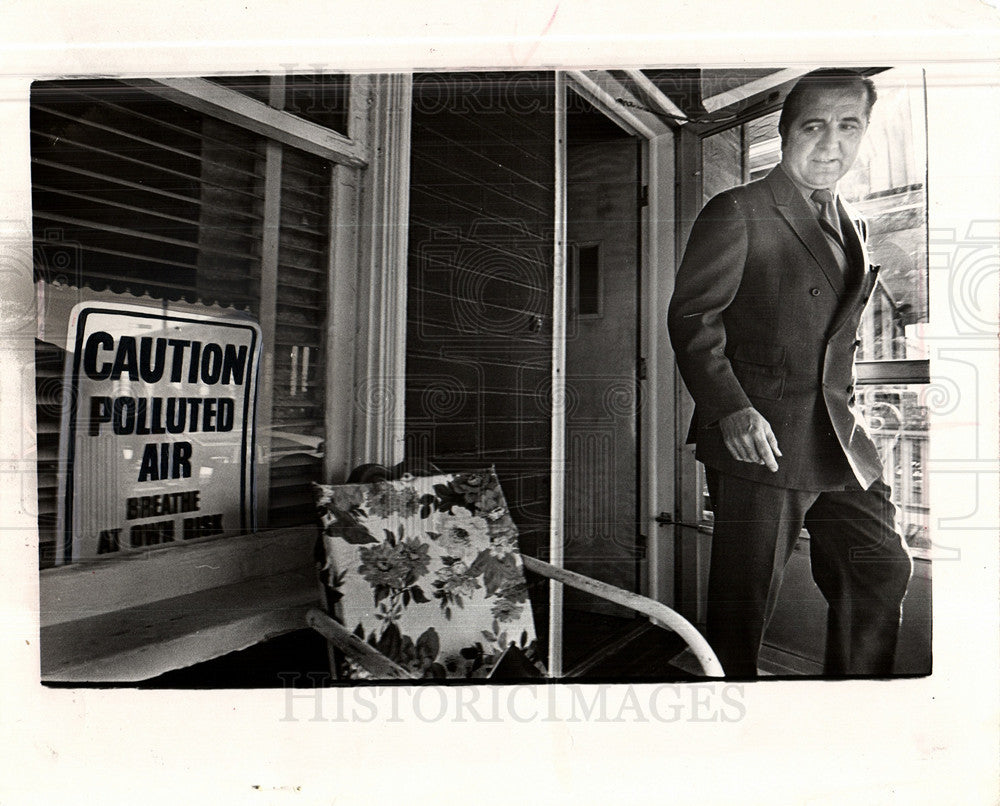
[29,66,933,684]
[2,2,998,804]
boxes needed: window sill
[41,565,319,683]
[40,527,321,683]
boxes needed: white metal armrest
[520,555,724,678]
[308,556,724,679]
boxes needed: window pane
[855,384,930,552]
[747,111,781,180]
[31,79,264,310]
[207,75,273,104]
[267,146,330,527]
[210,73,351,135]
[840,68,928,362]
[284,73,349,135]
[702,124,746,202]
[702,110,782,203]
[30,79,332,565]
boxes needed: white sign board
[56,302,261,563]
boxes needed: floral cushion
[314,470,542,679]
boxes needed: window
[208,73,350,135]
[843,68,930,552]
[207,75,273,104]
[31,77,354,567]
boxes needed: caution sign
[56,302,261,563]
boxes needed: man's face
[780,85,870,190]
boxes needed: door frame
[549,70,677,674]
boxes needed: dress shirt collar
[777,162,839,209]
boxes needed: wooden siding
[405,72,555,561]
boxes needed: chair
[307,467,723,680]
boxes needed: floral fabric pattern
[314,470,542,679]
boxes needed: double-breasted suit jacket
[668,165,883,491]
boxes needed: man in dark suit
[668,69,913,677]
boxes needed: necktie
[810,188,845,249]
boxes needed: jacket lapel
[826,198,877,337]
[838,197,868,285]
[766,166,846,296]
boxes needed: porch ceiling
[595,67,886,136]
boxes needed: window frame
[31,72,414,680]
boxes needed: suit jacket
[667,165,883,491]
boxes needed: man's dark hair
[778,68,877,143]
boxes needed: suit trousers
[704,468,913,677]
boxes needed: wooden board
[40,528,320,682]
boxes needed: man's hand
[718,406,782,472]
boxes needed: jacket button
[810,288,821,296]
